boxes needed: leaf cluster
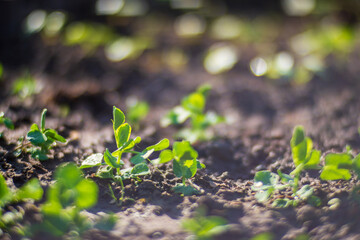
[161,84,224,143]
[26,163,113,238]
[81,107,169,181]
[182,207,228,240]
[26,109,66,160]
[154,140,205,195]
[0,174,43,234]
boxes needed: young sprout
[0,112,14,138]
[154,140,205,196]
[26,109,66,160]
[161,84,224,143]
[81,106,169,203]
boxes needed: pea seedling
[26,109,66,160]
[182,206,228,240]
[0,112,14,138]
[0,174,43,236]
[81,106,169,202]
[24,163,116,239]
[153,140,205,196]
[252,126,321,207]
[12,72,39,99]
[161,84,224,143]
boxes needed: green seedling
[0,63,3,79]
[126,97,149,130]
[182,207,228,240]
[81,106,169,202]
[252,126,322,207]
[0,112,14,138]
[12,73,39,99]
[290,126,321,192]
[25,163,115,239]
[161,84,224,143]
[26,109,66,160]
[0,174,43,236]
[153,140,205,196]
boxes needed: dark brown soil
[1,5,360,240]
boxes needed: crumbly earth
[1,9,360,240]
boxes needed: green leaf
[75,179,98,209]
[296,185,313,200]
[253,171,279,190]
[14,178,43,201]
[181,92,205,113]
[146,138,170,151]
[291,126,308,166]
[44,129,66,143]
[173,159,183,178]
[104,148,122,168]
[31,149,48,160]
[131,162,150,176]
[80,153,103,169]
[352,154,360,178]
[172,183,199,196]
[54,163,82,189]
[160,106,191,127]
[115,123,131,148]
[196,160,206,169]
[173,141,198,160]
[96,165,114,179]
[325,153,352,167]
[27,129,47,145]
[40,109,47,131]
[0,174,11,206]
[304,150,321,168]
[130,149,154,165]
[272,198,293,208]
[320,165,351,180]
[158,149,174,164]
[255,189,273,202]
[113,106,125,131]
[3,118,14,130]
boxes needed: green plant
[0,174,43,236]
[153,140,205,196]
[126,97,149,130]
[24,163,115,239]
[182,207,227,240]
[26,109,66,160]
[0,112,14,138]
[80,106,169,202]
[12,73,39,99]
[252,126,321,207]
[161,84,224,143]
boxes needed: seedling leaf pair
[320,153,360,180]
[26,109,66,160]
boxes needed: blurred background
[0,0,360,136]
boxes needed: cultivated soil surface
[1,5,360,240]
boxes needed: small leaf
[96,166,114,179]
[75,179,98,209]
[54,163,82,188]
[27,129,47,145]
[0,174,11,205]
[181,92,205,113]
[130,149,154,165]
[80,153,103,169]
[115,123,131,148]
[253,171,279,190]
[158,150,174,164]
[113,106,125,131]
[44,129,66,143]
[296,185,313,200]
[146,138,170,151]
[40,109,47,132]
[172,183,200,196]
[31,149,48,160]
[131,162,150,176]
[254,189,273,202]
[196,160,206,169]
[3,118,14,130]
[161,106,191,127]
[272,198,293,208]
[14,178,43,201]
[320,165,351,180]
[304,150,321,168]
[352,154,360,178]
[104,149,122,168]
[173,141,198,160]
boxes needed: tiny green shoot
[25,163,113,238]
[161,84,224,143]
[81,106,169,203]
[0,112,14,138]
[182,206,228,240]
[0,174,43,235]
[153,140,205,196]
[26,109,66,160]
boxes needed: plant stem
[118,177,125,202]
[182,177,186,185]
